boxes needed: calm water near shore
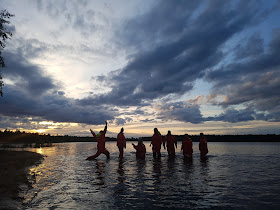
[15,142,280,209]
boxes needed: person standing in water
[163,130,177,158]
[117,127,126,159]
[132,139,146,159]
[86,121,110,160]
[150,128,163,158]
[181,134,193,159]
[199,132,208,159]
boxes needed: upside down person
[86,121,110,160]
[117,127,126,159]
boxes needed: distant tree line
[0,129,279,145]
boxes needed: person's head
[185,133,189,137]
[154,128,158,134]
[138,139,143,144]
[120,127,124,133]
[200,132,204,136]
[167,130,171,135]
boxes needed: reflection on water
[20,142,280,209]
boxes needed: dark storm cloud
[0,85,116,126]
[2,0,278,127]
[158,102,204,124]
[83,0,269,109]
[206,28,280,122]
[0,51,116,127]
[234,33,264,60]
[0,115,45,130]
[3,51,56,95]
[207,108,255,123]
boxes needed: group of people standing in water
[86,121,208,160]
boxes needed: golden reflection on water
[37,148,43,154]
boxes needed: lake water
[19,142,280,209]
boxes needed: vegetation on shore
[0,129,279,146]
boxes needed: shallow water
[19,142,280,209]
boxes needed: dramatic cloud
[83,0,271,108]
[206,29,280,122]
[0,51,116,126]
[1,0,279,135]
[157,101,204,124]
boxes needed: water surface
[20,142,280,209]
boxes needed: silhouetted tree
[0,10,14,96]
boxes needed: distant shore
[1,130,279,145]
[0,150,43,208]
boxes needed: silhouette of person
[199,133,208,159]
[163,130,177,158]
[86,121,110,160]
[117,127,126,159]
[132,139,146,159]
[150,128,162,158]
[181,134,193,159]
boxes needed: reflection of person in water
[132,139,146,159]
[181,134,193,159]
[117,127,126,159]
[86,121,110,160]
[150,128,162,158]
[163,130,177,158]
[199,132,208,159]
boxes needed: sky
[0,0,280,137]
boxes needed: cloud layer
[1,0,280,133]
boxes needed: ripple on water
[21,142,280,209]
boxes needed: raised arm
[90,129,96,138]
[104,121,108,134]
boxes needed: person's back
[182,135,193,158]
[152,133,162,147]
[133,141,146,159]
[117,132,126,148]
[164,131,177,157]
[151,128,162,158]
[199,133,208,158]
[117,128,126,159]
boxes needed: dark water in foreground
[19,142,280,209]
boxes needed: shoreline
[0,150,43,208]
